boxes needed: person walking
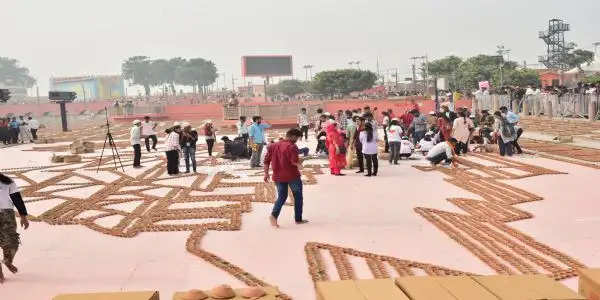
[297,108,310,141]
[203,120,217,157]
[387,118,403,164]
[27,117,39,141]
[451,110,474,155]
[181,123,198,173]
[130,120,143,168]
[141,116,158,152]
[0,172,30,283]
[493,111,516,157]
[359,122,378,177]
[248,116,271,168]
[165,123,182,175]
[326,121,347,176]
[264,128,308,228]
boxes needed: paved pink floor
[1,143,599,299]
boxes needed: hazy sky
[3,0,600,95]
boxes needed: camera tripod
[97,107,125,172]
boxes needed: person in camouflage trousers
[0,172,29,283]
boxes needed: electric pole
[410,56,428,94]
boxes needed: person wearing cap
[130,120,143,168]
[142,116,158,152]
[165,122,182,175]
[181,123,198,173]
[500,106,523,154]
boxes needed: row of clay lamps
[412,154,586,280]
[4,144,312,299]
[304,242,470,285]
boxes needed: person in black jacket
[0,172,29,283]
[180,123,198,173]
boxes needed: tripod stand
[97,107,125,172]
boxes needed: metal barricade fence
[477,93,599,119]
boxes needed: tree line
[426,48,595,91]
[121,56,218,97]
[270,69,378,98]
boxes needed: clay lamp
[239,287,266,298]
[181,289,208,300]
[209,284,236,299]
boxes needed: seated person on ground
[417,132,436,156]
[399,136,415,159]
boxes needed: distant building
[237,84,267,97]
[539,71,560,88]
[49,75,125,101]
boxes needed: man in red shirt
[264,128,308,228]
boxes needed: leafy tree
[426,56,463,77]
[583,73,600,85]
[0,57,36,88]
[499,68,541,87]
[453,55,520,90]
[174,58,218,95]
[168,57,187,95]
[122,56,153,96]
[312,69,377,97]
[275,79,305,98]
[566,49,595,70]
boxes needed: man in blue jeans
[264,128,308,228]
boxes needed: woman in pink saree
[326,122,347,176]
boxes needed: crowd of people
[125,102,525,228]
[0,116,39,145]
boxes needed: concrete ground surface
[0,130,599,300]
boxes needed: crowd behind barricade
[0,115,40,145]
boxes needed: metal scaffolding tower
[538,18,574,70]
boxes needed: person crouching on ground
[399,136,415,160]
[165,123,182,175]
[359,122,378,177]
[426,138,458,168]
[326,120,347,176]
[181,123,198,173]
[0,172,30,283]
[130,120,143,168]
[264,128,308,228]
